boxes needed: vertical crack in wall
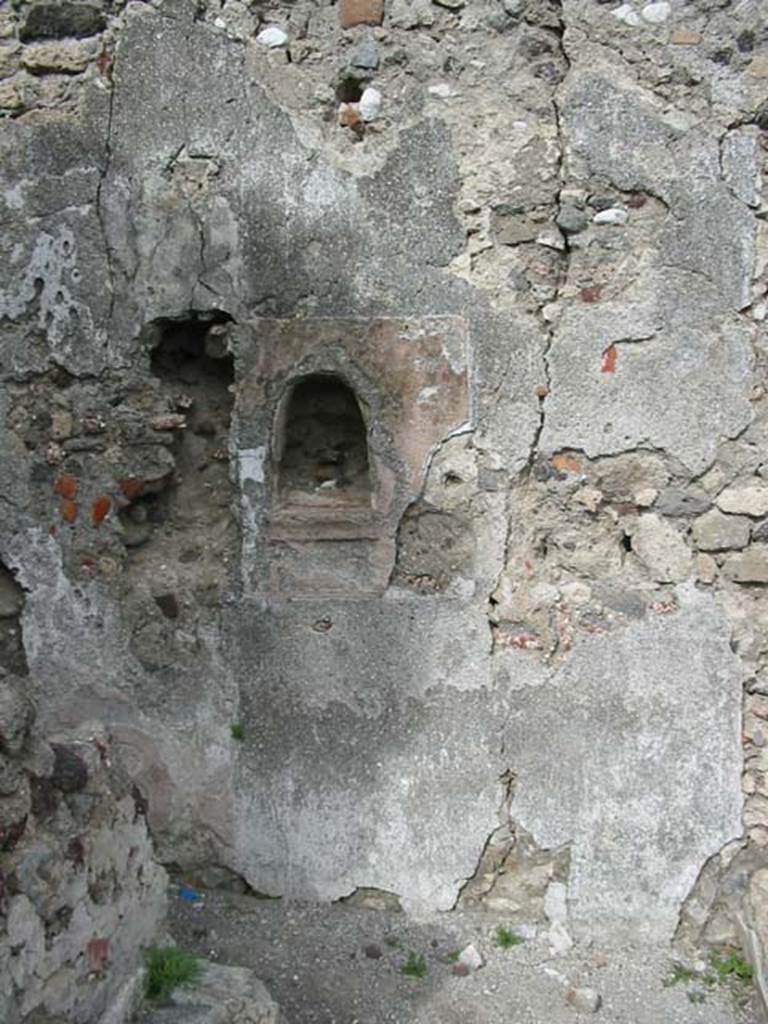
[95,41,116,342]
[453,767,571,919]
[489,1,572,649]
[525,0,570,473]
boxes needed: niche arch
[272,373,373,510]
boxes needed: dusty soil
[163,887,760,1024]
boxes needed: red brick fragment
[91,496,111,527]
[61,499,78,523]
[580,285,602,303]
[601,344,617,373]
[54,475,78,500]
[87,937,109,970]
[551,453,582,474]
[119,478,144,500]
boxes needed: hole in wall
[277,375,372,506]
[122,312,236,567]
[148,312,235,526]
[391,505,475,593]
[0,561,28,676]
[335,75,364,104]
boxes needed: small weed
[443,949,460,964]
[402,952,427,979]
[494,925,523,950]
[145,946,201,1001]
[230,722,245,741]
[663,962,698,988]
[708,949,753,984]
[688,990,706,1005]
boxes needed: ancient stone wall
[0,674,167,1023]
[0,0,767,982]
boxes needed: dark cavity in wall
[391,505,475,593]
[277,375,371,506]
[122,312,236,573]
[0,562,28,676]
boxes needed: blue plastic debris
[177,885,202,903]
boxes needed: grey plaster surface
[503,586,745,943]
[232,597,500,914]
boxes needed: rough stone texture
[718,482,768,518]
[723,546,768,584]
[630,513,693,583]
[692,510,752,552]
[144,961,282,1024]
[0,679,167,1024]
[0,0,764,994]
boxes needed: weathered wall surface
[0,0,767,973]
[0,675,167,1024]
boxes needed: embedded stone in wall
[338,0,385,28]
[19,4,106,42]
[0,679,167,1023]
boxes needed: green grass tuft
[494,925,523,950]
[663,962,698,988]
[230,722,245,741]
[145,946,202,1001]
[708,949,753,983]
[687,990,706,1005]
[401,951,428,979]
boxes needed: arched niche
[274,374,372,508]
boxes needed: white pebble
[428,82,455,99]
[359,87,382,122]
[611,3,642,26]
[593,207,628,226]
[458,943,484,971]
[256,25,288,47]
[642,1,671,23]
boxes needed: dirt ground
[162,887,760,1024]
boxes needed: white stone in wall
[641,2,671,24]
[359,87,382,122]
[256,25,288,47]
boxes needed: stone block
[692,509,751,552]
[20,4,105,42]
[717,482,768,517]
[338,0,385,27]
[21,40,94,74]
[165,961,281,1024]
[630,513,692,582]
[0,79,22,110]
[655,487,711,517]
[722,546,768,583]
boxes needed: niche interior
[274,374,373,511]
